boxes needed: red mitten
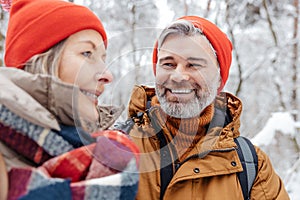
[86,130,139,179]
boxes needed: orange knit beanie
[152,16,233,92]
[2,0,107,69]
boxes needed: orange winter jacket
[128,85,290,200]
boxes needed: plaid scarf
[0,104,74,164]
[7,131,139,200]
[0,104,139,199]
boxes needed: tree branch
[225,0,243,96]
[262,0,287,110]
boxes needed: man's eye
[162,63,174,67]
[188,63,203,68]
[82,51,92,58]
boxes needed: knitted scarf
[6,129,139,200]
[151,96,214,162]
[0,104,139,200]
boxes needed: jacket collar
[128,85,243,145]
[0,68,122,131]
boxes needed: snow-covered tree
[1,0,299,198]
[80,0,159,117]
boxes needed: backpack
[209,106,259,200]
[234,136,258,200]
[157,128,258,200]
[117,105,258,200]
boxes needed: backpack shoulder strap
[157,129,174,200]
[141,100,259,199]
[144,100,176,200]
[234,136,258,200]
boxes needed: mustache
[156,81,201,90]
[156,82,202,100]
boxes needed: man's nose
[170,64,190,82]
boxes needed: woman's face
[58,29,113,127]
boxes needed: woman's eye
[82,51,92,58]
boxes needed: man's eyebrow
[186,57,208,64]
[158,56,174,63]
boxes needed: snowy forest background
[0,0,299,198]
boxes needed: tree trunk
[129,3,140,85]
[292,0,299,121]
[262,0,286,110]
[225,0,243,96]
[183,0,189,16]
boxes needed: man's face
[156,34,220,118]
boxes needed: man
[127,16,289,200]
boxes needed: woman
[0,0,139,199]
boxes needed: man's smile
[165,88,195,103]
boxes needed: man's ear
[217,76,223,94]
[218,76,222,86]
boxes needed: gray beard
[155,79,219,119]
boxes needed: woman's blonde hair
[24,39,66,77]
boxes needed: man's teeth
[81,90,97,99]
[170,89,193,94]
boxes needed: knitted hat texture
[4,0,107,68]
[152,16,233,91]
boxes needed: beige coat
[0,68,79,200]
[0,68,121,200]
[0,67,79,170]
[0,67,121,170]
[128,85,290,200]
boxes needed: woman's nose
[95,69,113,84]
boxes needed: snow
[251,112,300,200]
[251,112,296,146]
[2,0,299,199]
[286,165,300,200]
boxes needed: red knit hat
[3,0,107,69]
[152,16,233,92]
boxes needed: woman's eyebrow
[78,40,97,49]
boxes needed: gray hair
[157,19,217,57]
[24,39,66,77]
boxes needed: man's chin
[160,101,201,119]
